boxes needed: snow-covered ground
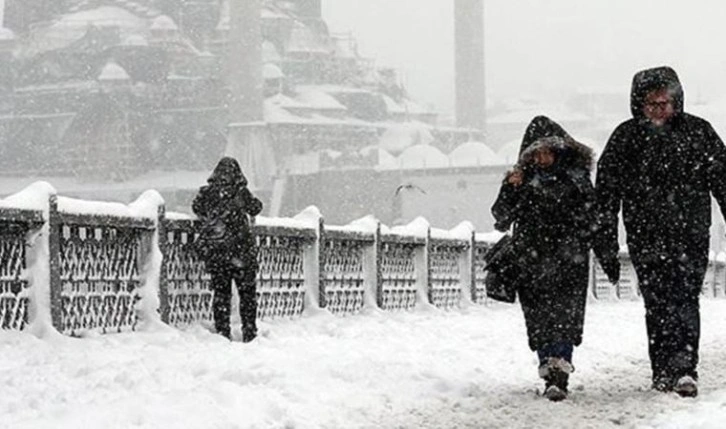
[2,299,726,429]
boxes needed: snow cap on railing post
[450,221,476,307]
[129,190,166,331]
[397,217,435,311]
[293,206,325,315]
[345,215,383,313]
[1,182,61,338]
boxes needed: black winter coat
[492,116,596,351]
[595,66,726,287]
[192,157,263,271]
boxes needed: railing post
[48,195,62,332]
[157,204,170,324]
[416,226,432,308]
[460,229,475,306]
[317,216,327,309]
[361,222,381,310]
[302,213,323,314]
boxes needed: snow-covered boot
[673,376,698,398]
[651,373,674,392]
[539,357,574,402]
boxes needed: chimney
[454,0,486,132]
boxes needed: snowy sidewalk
[2,300,726,429]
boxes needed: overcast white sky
[323,0,726,115]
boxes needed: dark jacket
[492,116,596,350]
[192,157,263,270]
[595,66,726,284]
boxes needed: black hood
[630,66,684,119]
[517,116,594,171]
[519,115,571,156]
[208,157,247,186]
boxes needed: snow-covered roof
[294,88,347,111]
[397,145,449,169]
[56,6,147,30]
[287,21,330,55]
[449,141,505,167]
[382,95,406,115]
[121,34,148,47]
[19,6,147,57]
[379,122,434,154]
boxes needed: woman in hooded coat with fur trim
[491,116,596,401]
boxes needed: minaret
[225,0,270,192]
[454,0,486,133]
[227,0,263,124]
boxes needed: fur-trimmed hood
[208,156,248,187]
[516,116,594,171]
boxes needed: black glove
[599,255,620,285]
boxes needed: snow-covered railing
[50,196,159,336]
[3,182,726,337]
[0,206,43,330]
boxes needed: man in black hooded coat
[193,157,263,342]
[595,66,726,396]
[492,115,596,401]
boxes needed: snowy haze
[323,0,726,114]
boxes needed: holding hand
[599,255,621,285]
[506,168,524,186]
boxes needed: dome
[98,62,130,81]
[397,145,449,169]
[379,122,434,154]
[0,27,16,41]
[151,15,178,31]
[263,63,284,80]
[449,141,505,167]
[497,139,522,165]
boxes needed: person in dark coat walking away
[492,116,596,401]
[595,66,726,397]
[193,157,263,342]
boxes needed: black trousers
[209,265,258,341]
[633,254,705,381]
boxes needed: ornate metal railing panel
[379,236,421,311]
[472,241,491,304]
[254,225,313,320]
[161,220,213,328]
[0,208,43,330]
[57,215,153,336]
[321,230,372,316]
[428,239,467,310]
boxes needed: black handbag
[483,234,519,303]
